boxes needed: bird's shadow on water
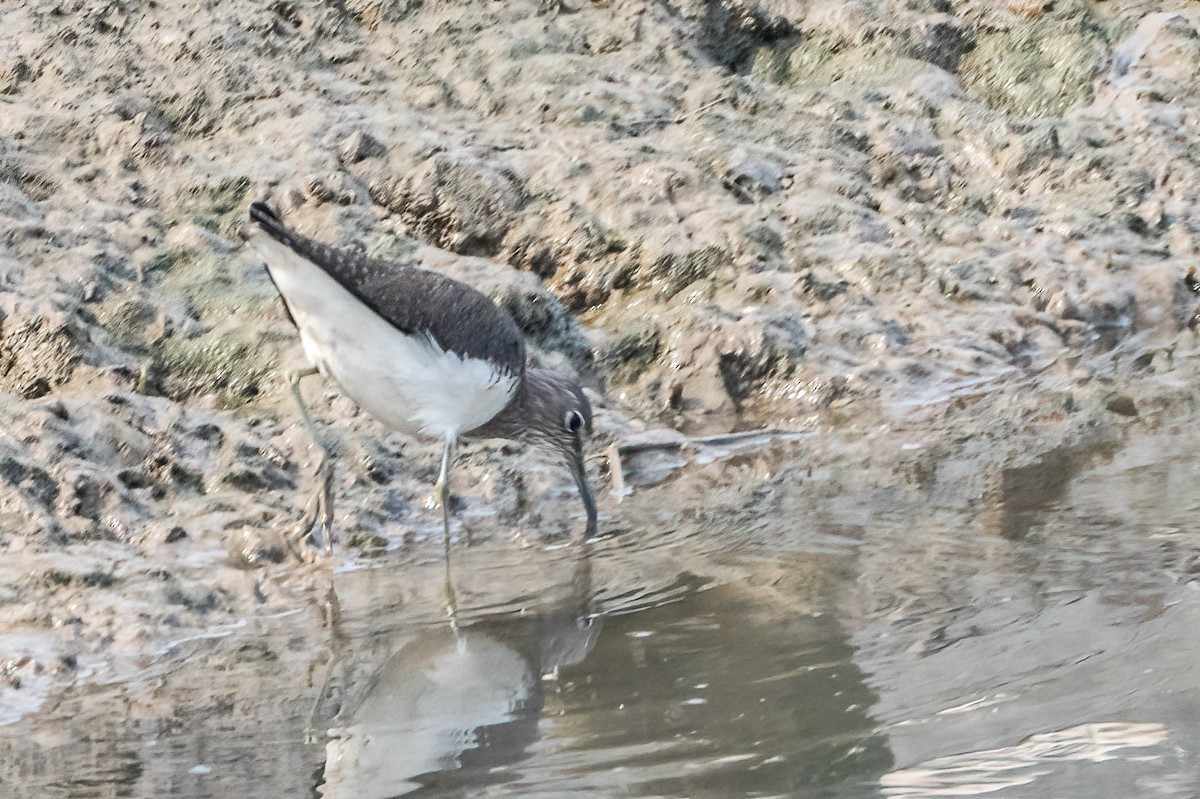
[309,538,603,799]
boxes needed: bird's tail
[248,202,348,279]
[249,202,292,246]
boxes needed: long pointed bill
[569,447,597,538]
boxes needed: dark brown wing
[249,203,525,380]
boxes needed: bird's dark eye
[564,409,584,434]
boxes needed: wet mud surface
[3,0,1200,795]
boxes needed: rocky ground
[0,0,1199,705]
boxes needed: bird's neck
[467,366,549,441]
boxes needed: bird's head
[521,367,597,536]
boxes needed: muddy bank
[0,0,1199,730]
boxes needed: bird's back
[248,203,527,438]
[249,203,526,380]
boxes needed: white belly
[251,235,518,439]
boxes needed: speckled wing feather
[249,203,526,380]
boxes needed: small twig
[613,438,685,456]
[621,96,728,133]
[604,428,807,496]
[684,428,803,449]
[606,442,630,502]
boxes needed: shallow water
[3,405,1200,798]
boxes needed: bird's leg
[288,366,322,439]
[288,366,336,553]
[434,434,460,545]
[316,456,335,553]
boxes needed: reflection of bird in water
[316,543,598,799]
[320,632,538,798]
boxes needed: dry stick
[606,442,629,501]
[626,96,728,130]
[605,428,807,498]
[543,97,725,164]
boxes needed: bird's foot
[289,456,335,559]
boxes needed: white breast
[250,235,518,439]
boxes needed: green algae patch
[112,237,281,409]
[649,245,731,298]
[959,3,1111,119]
[176,176,252,240]
[780,38,932,92]
[156,332,277,410]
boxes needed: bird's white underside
[250,234,518,440]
